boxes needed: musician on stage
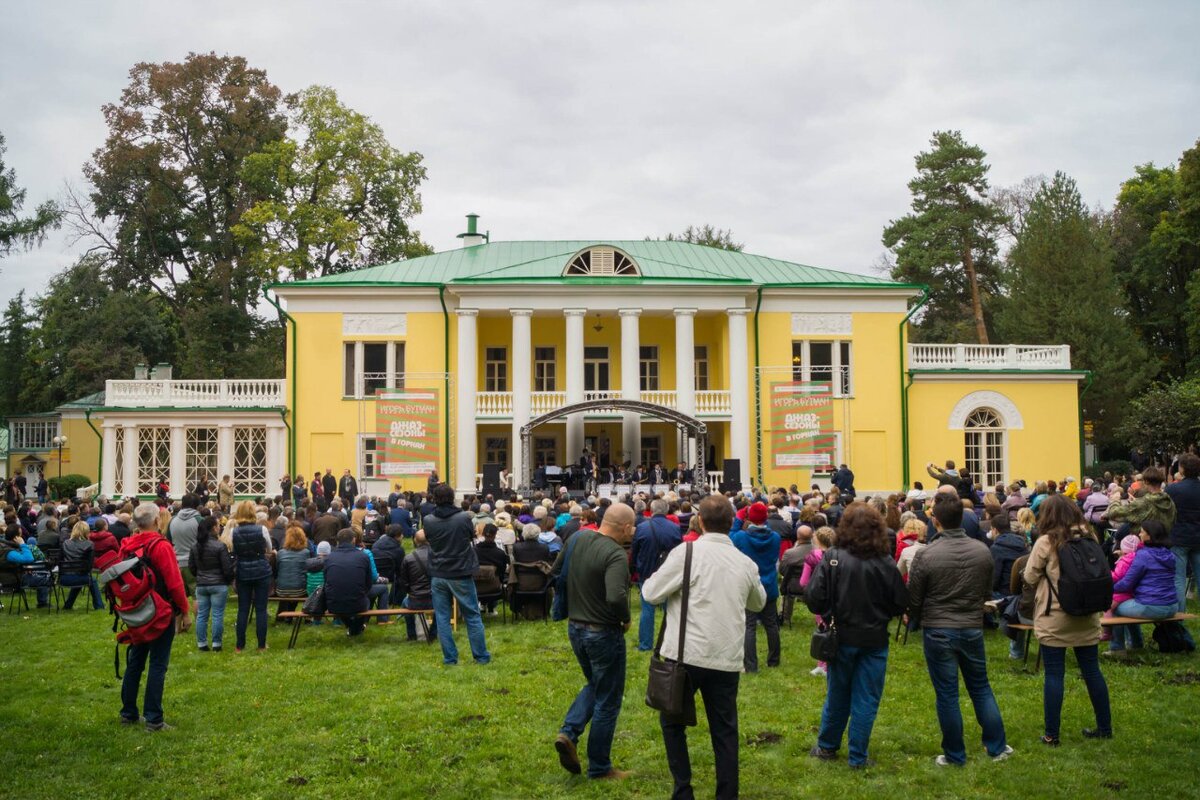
[649,461,667,491]
[579,448,598,494]
[670,461,692,486]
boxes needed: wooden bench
[278,608,436,649]
[1009,613,1197,672]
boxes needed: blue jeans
[22,572,51,606]
[1109,622,1144,651]
[1115,599,1176,620]
[638,582,660,651]
[1171,546,1200,612]
[195,585,229,647]
[922,628,1007,763]
[61,573,104,609]
[561,623,627,777]
[121,622,175,725]
[236,577,269,649]
[1040,644,1111,738]
[431,577,490,665]
[818,644,889,766]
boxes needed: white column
[674,308,697,465]
[619,308,642,467]
[455,309,479,494]
[510,309,533,485]
[727,308,751,489]
[354,341,365,399]
[101,422,118,497]
[265,426,283,496]
[217,423,235,485]
[385,341,397,390]
[564,308,586,463]
[122,424,138,498]
[168,422,186,499]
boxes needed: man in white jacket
[641,495,766,800]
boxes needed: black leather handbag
[302,585,326,616]
[809,549,840,662]
[645,543,693,716]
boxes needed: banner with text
[376,389,440,476]
[770,382,835,468]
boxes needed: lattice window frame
[185,427,219,492]
[113,426,125,496]
[964,408,1005,489]
[137,427,171,495]
[564,246,640,277]
[233,426,267,497]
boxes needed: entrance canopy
[518,399,707,492]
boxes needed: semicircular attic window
[564,246,640,277]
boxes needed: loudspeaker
[481,463,502,497]
[722,459,741,485]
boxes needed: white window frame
[343,341,405,398]
[639,346,659,391]
[137,427,171,496]
[534,436,557,466]
[640,435,661,467]
[964,408,1006,489]
[185,427,219,490]
[791,339,853,397]
[534,346,557,392]
[10,419,60,450]
[233,426,267,496]
[359,433,382,480]
[485,347,508,393]
[584,346,610,392]
[694,345,709,391]
[484,437,509,467]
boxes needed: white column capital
[510,308,534,317]
[726,307,751,317]
[563,308,588,317]
[618,308,642,318]
[673,307,698,317]
[456,308,479,317]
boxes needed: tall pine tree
[883,130,1007,343]
[997,172,1153,443]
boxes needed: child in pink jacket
[801,526,835,677]
[1107,534,1143,654]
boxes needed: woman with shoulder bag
[806,503,909,768]
[231,500,273,652]
[1022,495,1112,746]
[190,516,233,651]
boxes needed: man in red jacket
[119,503,191,732]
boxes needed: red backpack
[96,537,176,657]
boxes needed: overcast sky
[2,1,1198,304]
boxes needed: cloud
[1,0,1197,298]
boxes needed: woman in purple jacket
[1112,520,1178,620]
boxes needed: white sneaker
[810,665,827,677]
[934,755,954,767]
[991,745,1014,762]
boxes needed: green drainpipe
[1078,370,1093,478]
[752,286,764,489]
[899,288,931,490]
[263,287,297,476]
[84,408,103,487]
[439,286,452,482]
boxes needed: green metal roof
[58,391,106,410]
[273,241,916,289]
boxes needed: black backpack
[1047,536,1113,616]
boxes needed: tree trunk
[962,247,989,344]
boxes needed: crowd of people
[2,453,1197,795]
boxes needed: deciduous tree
[650,224,743,251]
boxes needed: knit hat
[1120,534,1140,554]
[316,541,332,555]
[747,502,769,525]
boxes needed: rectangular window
[792,340,852,397]
[10,420,59,450]
[639,345,659,391]
[640,436,661,468]
[484,437,509,467]
[360,435,381,479]
[344,342,405,398]
[137,427,171,496]
[534,347,557,392]
[534,436,557,466]
[694,346,709,391]
[965,430,1005,489]
[113,426,125,496]
[233,426,267,496]
[185,427,219,491]
[584,346,609,392]
[485,347,508,392]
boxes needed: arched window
[964,408,1005,488]
[563,246,640,277]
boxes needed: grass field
[1,591,1198,800]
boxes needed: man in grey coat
[168,494,201,595]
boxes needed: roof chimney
[134,363,149,380]
[152,363,173,380]
[456,213,489,248]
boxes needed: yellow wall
[756,310,905,491]
[6,414,102,487]
[908,380,1081,487]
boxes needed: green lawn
[1,592,1197,800]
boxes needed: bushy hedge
[46,474,93,500]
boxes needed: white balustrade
[695,390,732,414]
[475,392,513,417]
[908,343,1071,370]
[105,379,286,408]
[531,391,567,415]
[584,390,621,403]
[639,389,677,408]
